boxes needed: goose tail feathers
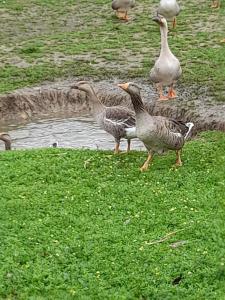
[184,122,194,140]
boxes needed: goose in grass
[118,82,193,171]
[0,133,11,150]
[150,15,182,101]
[157,0,180,29]
[71,81,136,154]
[211,0,220,8]
[112,0,135,21]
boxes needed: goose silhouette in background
[150,15,182,100]
[112,0,135,21]
[157,0,180,29]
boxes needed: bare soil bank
[0,79,224,135]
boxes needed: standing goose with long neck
[71,81,136,154]
[118,82,193,171]
[157,0,180,29]
[0,133,12,150]
[150,15,182,101]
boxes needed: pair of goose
[72,81,193,171]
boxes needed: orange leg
[168,85,177,99]
[175,150,182,167]
[156,83,169,101]
[140,151,154,172]
[172,17,177,29]
[124,11,129,21]
[121,11,129,21]
[116,10,123,19]
[116,10,128,21]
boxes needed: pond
[0,115,144,151]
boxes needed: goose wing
[150,117,188,150]
[104,106,136,129]
[174,65,182,81]
[155,117,189,136]
[150,65,161,83]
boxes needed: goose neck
[129,92,145,114]
[160,25,170,54]
[0,136,11,150]
[86,90,104,115]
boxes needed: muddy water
[0,116,144,151]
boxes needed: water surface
[0,116,145,151]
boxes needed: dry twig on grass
[145,228,186,246]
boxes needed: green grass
[0,0,224,97]
[0,1,225,298]
[0,131,225,299]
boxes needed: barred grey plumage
[118,82,194,170]
[71,81,136,153]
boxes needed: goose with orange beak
[71,81,137,154]
[118,82,193,171]
[150,15,182,101]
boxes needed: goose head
[118,82,141,96]
[152,14,168,29]
[118,82,144,112]
[71,81,94,94]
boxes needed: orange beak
[118,83,129,91]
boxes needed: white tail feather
[184,122,194,140]
[125,127,137,139]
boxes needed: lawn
[0,0,224,100]
[0,0,225,299]
[0,131,225,299]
